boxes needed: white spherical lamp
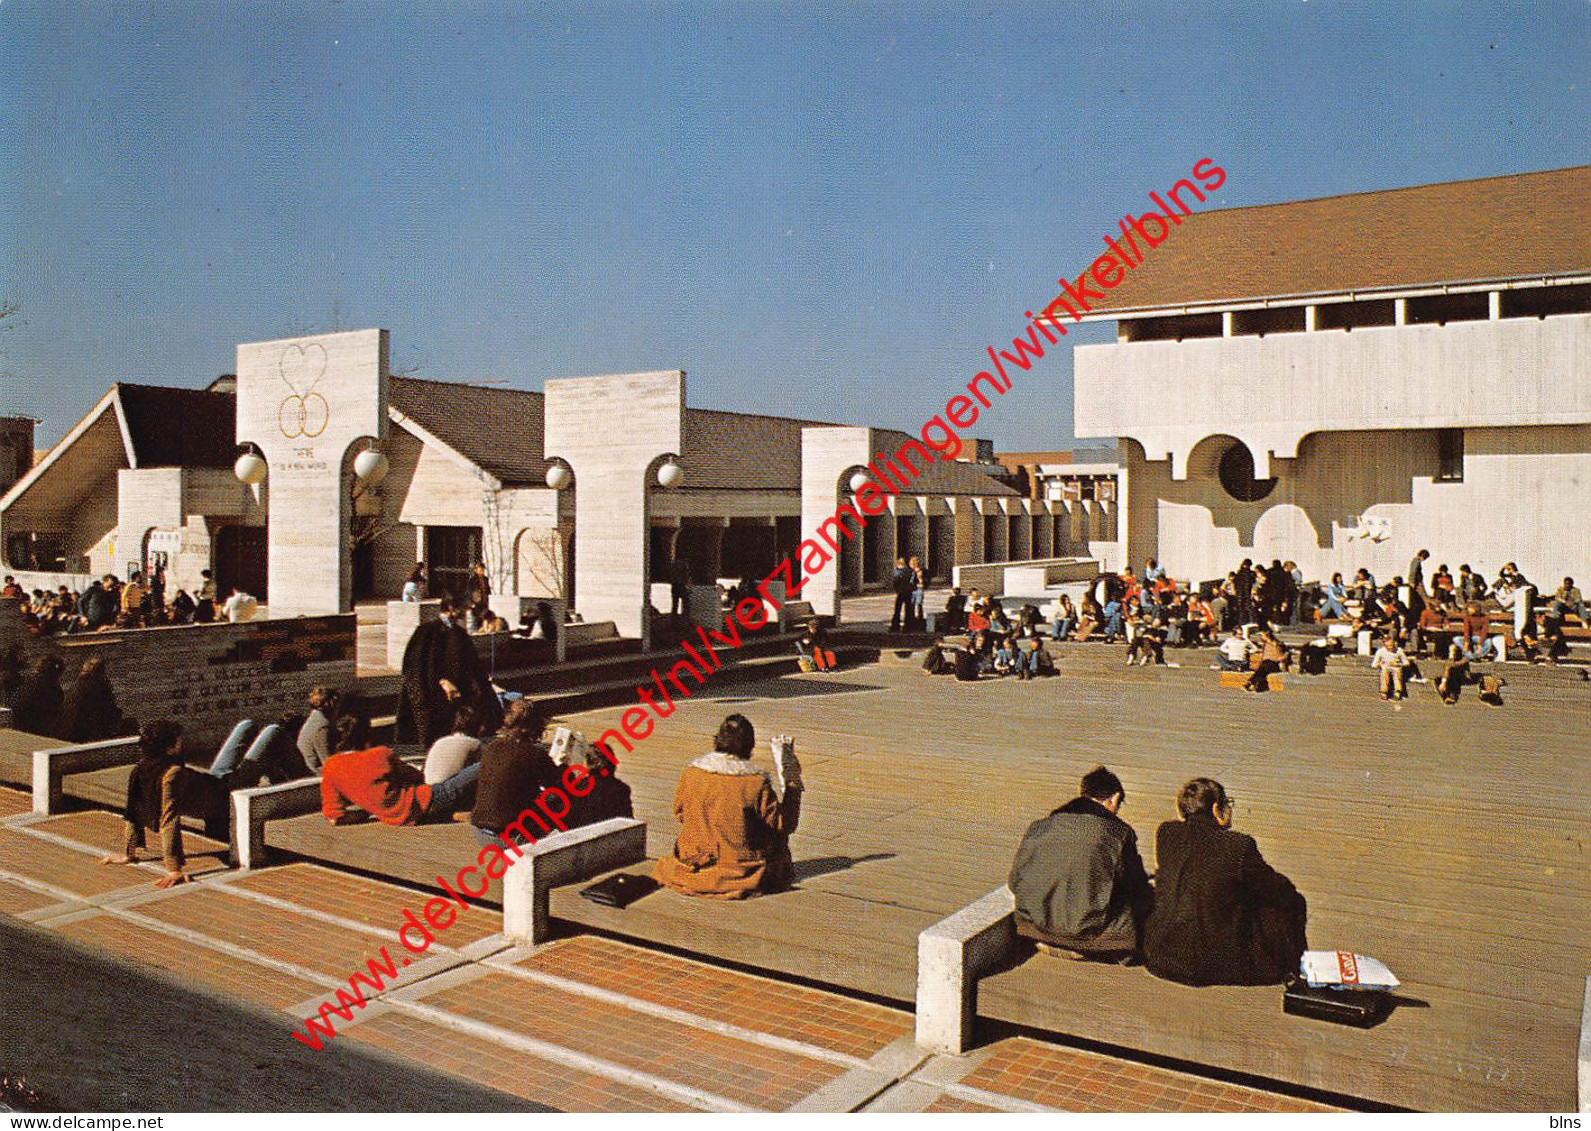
[545,463,572,490]
[656,459,684,488]
[849,470,871,494]
[353,449,389,486]
[233,451,267,486]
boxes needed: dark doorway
[213,525,268,602]
[426,526,481,601]
[352,540,375,600]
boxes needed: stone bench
[501,817,649,944]
[230,777,324,869]
[916,886,1582,1111]
[32,737,143,816]
[915,886,1017,1054]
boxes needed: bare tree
[518,526,569,601]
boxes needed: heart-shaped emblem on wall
[278,342,329,398]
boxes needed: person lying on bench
[655,713,801,899]
[320,714,480,827]
[1143,778,1307,987]
[1008,766,1153,962]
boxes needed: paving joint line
[478,954,876,1070]
[202,871,480,954]
[385,994,750,1112]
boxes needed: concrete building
[1073,165,1591,587]
[1,329,1083,645]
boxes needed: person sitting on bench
[1371,634,1409,701]
[798,620,837,672]
[1144,778,1308,987]
[655,714,801,899]
[471,699,562,848]
[1244,630,1289,692]
[320,714,480,827]
[1437,642,1471,705]
[1008,766,1153,962]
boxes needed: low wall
[5,570,97,594]
[953,557,1101,598]
[48,615,357,749]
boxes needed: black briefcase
[1283,981,1391,1027]
[579,873,660,909]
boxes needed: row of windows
[1123,283,1591,343]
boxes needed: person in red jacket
[320,715,479,826]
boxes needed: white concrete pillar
[1221,311,1234,337]
[1394,298,1408,326]
[1489,290,1502,320]
[1304,305,1318,332]
[543,371,685,650]
[236,329,390,617]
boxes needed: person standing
[402,563,427,602]
[908,556,928,631]
[669,556,693,619]
[397,596,498,749]
[889,557,913,633]
[1233,559,1255,625]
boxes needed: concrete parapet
[230,777,323,869]
[915,885,1017,1055]
[32,737,142,815]
[501,816,648,944]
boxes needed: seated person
[798,620,837,672]
[1371,634,1409,700]
[471,700,563,848]
[1437,642,1471,705]
[423,703,487,784]
[320,714,479,827]
[941,588,968,633]
[654,714,802,899]
[1143,778,1307,986]
[296,686,340,774]
[1008,766,1153,961]
[921,640,956,676]
[1012,635,1047,681]
[552,731,635,829]
[1215,632,1255,672]
[1244,631,1289,692]
[1051,594,1077,642]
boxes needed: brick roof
[388,376,548,487]
[1088,165,1591,315]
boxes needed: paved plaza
[3,633,1587,1111]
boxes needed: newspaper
[769,734,802,799]
[548,725,595,768]
[1299,950,1400,990]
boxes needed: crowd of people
[915,551,1585,699]
[1009,766,1308,987]
[2,569,257,636]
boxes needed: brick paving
[53,912,329,1010]
[418,969,849,1110]
[136,886,407,978]
[229,862,502,946]
[957,1037,1342,1113]
[923,1094,1002,1112]
[0,785,31,817]
[348,1009,697,1112]
[0,828,158,898]
[34,809,228,861]
[517,935,912,1059]
[0,875,63,916]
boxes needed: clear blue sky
[2,0,1586,449]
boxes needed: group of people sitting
[925,592,1055,680]
[2,569,257,637]
[1009,766,1308,987]
[100,683,636,889]
[3,653,135,741]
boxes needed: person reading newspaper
[654,714,803,899]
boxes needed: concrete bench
[229,778,324,869]
[915,886,1016,1054]
[501,816,648,944]
[32,737,142,816]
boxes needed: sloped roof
[1088,165,1591,315]
[905,457,1020,497]
[115,384,238,468]
[388,376,547,487]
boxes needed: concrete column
[236,329,389,617]
[799,426,880,617]
[951,498,983,571]
[1304,305,1318,332]
[1394,298,1408,326]
[1221,311,1234,337]
[1033,507,1052,558]
[544,370,684,649]
[1489,290,1502,320]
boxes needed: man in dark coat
[1008,766,1153,960]
[396,597,498,748]
[1144,777,1307,987]
[12,654,66,737]
[889,558,913,633]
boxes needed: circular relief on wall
[1218,441,1278,503]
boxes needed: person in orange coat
[654,714,802,899]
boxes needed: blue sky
[2,0,1587,449]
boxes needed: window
[1436,430,1464,483]
[1217,441,1277,503]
